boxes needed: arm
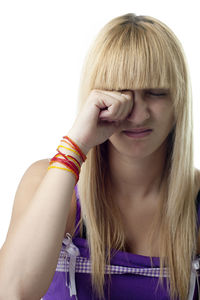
[0,139,87,300]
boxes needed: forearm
[0,146,85,299]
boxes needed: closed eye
[146,90,168,97]
[149,92,167,96]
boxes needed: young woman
[0,13,200,300]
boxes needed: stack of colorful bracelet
[48,135,87,184]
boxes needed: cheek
[154,101,174,121]
[158,107,175,133]
[166,104,175,125]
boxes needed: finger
[93,89,133,121]
[98,99,121,120]
[97,89,130,101]
[104,92,133,121]
[93,93,121,119]
[110,90,133,120]
[91,90,118,110]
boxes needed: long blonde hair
[76,13,200,300]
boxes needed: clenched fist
[67,89,134,154]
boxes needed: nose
[127,90,150,123]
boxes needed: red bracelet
[51,155,79,175]
[67,155,81,168]
[50,156,79,182]
[56,149,69,161]
[56,149,80,170]
[63,136,87,162]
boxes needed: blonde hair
[75,13,200,300]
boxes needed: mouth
[123,129,153,138]
[123,128,153,133]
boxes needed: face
[108,88,175,158]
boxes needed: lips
[124,128,152,133]
[123,129,152,138]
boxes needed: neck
[108,140,167,201]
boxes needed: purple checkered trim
[56,246,169,278]
[50,236,200,300]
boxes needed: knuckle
[123,94,132,101]
[113,101,121,112]
[110,107,118,115]
[121,91,133,100]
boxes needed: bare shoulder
[0,158,49,247]
[16,157,50,192]
[28,158,50,175]
[6,158,76,239]
[14,158,50,201]
[7,158,50,224]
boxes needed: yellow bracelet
[57,145,80,157]
[47,165,78,181]
[67,155,81,171]
[61,139,75,149]
[55,153,81,172]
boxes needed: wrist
[58,148,83,167]
[66,131,90,156]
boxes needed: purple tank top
[41,186,200,300]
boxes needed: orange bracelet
[50,154,79,176]
[48,135,86,184]
[56,149,81,171]
[63,136,87,162]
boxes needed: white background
[0,0,199,248]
